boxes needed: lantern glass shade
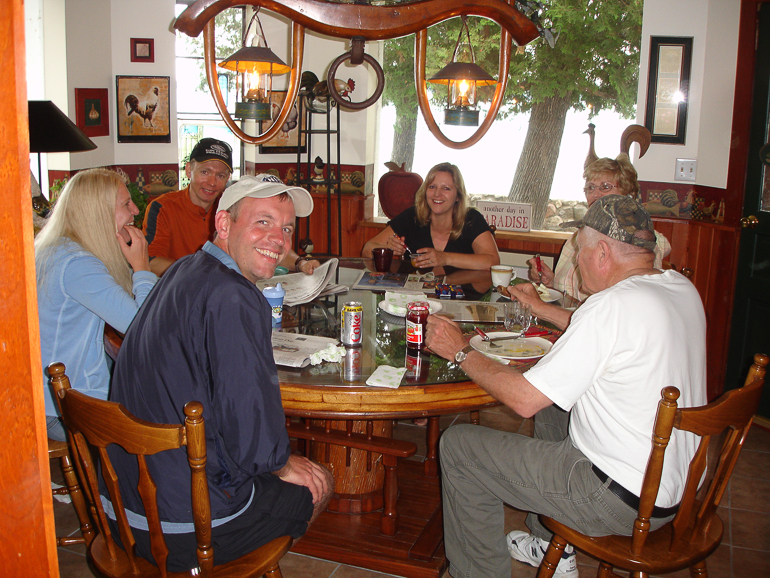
[219,46,290,120]
[428,61,496,126]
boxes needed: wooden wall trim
[0,1,60,575]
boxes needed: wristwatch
[454,344,474,364]
[294,255,312,269]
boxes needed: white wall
[635,0,740,188]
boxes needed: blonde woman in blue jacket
[36,168,158,440]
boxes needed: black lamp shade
[28,100,97,154]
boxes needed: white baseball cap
[217,174,313,217]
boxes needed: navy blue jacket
[108,243,290,528]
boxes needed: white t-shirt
[524,270,707,507]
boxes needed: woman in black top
[363,162,500,270]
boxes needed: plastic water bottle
[262,283,285,327]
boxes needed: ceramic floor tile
[732,546,770,578]
[279,552,340,578]
[732,449,770,480]
[729,509,770,551]
[332,564,406,577]
[392,421,428,457]
[729,475,770,513]
[56,548,91,578]
[741,425,770,453]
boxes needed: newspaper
[351,270,443,293]
[271,331,340,368]
[256,258,339,306]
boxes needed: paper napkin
[366,365,407,388]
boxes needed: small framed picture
[130,38,154,63]
[116,76,171,143]
[75,88,109,137]
[644,36,693,145]
[259,91,307,154]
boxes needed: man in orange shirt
[144,138,318,276]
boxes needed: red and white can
[341,301,363,346]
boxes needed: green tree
[383,0,642,228]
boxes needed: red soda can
[406,301,430,353]
[343,346,362,382]
[341,301,364,346]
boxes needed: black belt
[591,464,679,519]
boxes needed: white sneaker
[506,531,578,578]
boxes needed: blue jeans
[439,405,672,578]
[47,415,67,441]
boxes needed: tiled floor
[52,406,770,578]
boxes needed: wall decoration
[644,36,693,145]
[116,76,170,143]
[259,91,306,154]
[130,38,154,63]
[75,88,109,137]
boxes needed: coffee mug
[491,265,515,288]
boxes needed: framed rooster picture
[116,75,171,143]
[259,91,307,154]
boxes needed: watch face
[455,351,466,363]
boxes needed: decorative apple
[378,162,423,219]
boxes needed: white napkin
[366,365,406,388]
[382,292,427,316]
[309,344,346,365]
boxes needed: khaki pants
[439,405,672,578]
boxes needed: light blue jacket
[38,239,157,416]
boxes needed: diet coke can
[341,301,363,346]
[343,346,363,382]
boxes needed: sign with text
[475,201,532,232]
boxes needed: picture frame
[116,76,171,143]
[644,36,693,145]
[130,38,154,63]
[75,88,109,137]
[259,91,307,154]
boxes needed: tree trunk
[390,114,417,172]
[507,94,572,229]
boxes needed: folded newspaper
[271,331,342,368]
[256,258,339,306]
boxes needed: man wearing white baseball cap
[107,174,332,572]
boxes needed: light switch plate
[675,159,697,182]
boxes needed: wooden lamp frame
[175,0,540,149]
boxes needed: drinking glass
[516,303,532,337]
[504,302,522,333]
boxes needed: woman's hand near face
[117,225,151,272]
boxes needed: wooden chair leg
[264,563,283,577]
[536,535,568,578]
[470,410,480,425]
[380,455,399,536]
[57,449,95,546]
[423,417,440,478]
[689,559,708,578]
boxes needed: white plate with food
[532,283,563,303]
[469,333,552,361]
[378,298,443,317]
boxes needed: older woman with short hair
[36,168,158,441]
[530,154,671,302]
[362,162,500,270]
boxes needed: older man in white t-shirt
[425,195,706,578]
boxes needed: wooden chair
[48,362,292,578]
[536,352,768,578]
[48,437,95,547]
[661,261,694,280]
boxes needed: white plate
[469,333,552,360]
[378,299,443,317]
[539,288,564,303]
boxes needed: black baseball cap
[189,138,233,172]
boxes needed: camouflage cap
[578,194,657,251]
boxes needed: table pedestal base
[291,458,447,578]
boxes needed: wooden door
[725,3,770,417]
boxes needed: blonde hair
[414,162,469,240]
[583,153,640,197]
[35,168,133,293]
